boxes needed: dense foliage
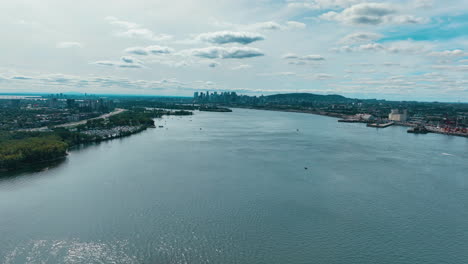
[0,132,68,170]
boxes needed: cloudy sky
[0,0,467,101]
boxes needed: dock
[366,122,394,128]
[338,119,367,123]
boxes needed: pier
[366,122,394,128]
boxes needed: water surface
[1,109,467,264]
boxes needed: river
[1,109,467,264]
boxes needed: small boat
[407,125,428,134]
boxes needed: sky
[0,0,467,102]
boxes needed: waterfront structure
[389,109,408,122]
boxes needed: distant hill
[265,93,353,103]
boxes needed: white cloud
[282,53,325,65]
[429,49,467,57]
[184,46,264,59]
[286,21,307,29]
[287,0,362,10]
[231,64,252,70]
[432,65,468,71]
[313,73,334,80]
[56,42,83,48]
[257,71,333,80]
[339,32,382,44]
[249,21,282,30]
[1,71,226,93]
[106,16,172,41]
[413,0,433,8]
[245,21,307,31]
[358,43,385,51]
[124,45,174,56]
[92,57,144,68]
[196,31,264,45]
[332,40,432,54]
[320,2,428,25]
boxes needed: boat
[407,125,428,134]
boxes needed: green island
[0,108,192,171]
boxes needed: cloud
[339,32,382,44]
[358,43,385,51]
[332,40,431,54]
[413,0,433,8]
[56,42,83,48]
[185,46,264,59]
[286,21,307,29]
[231,64,252,70]
[124,45,174,55]
[11,76,33,80]
[283,53,325,61]
[432,65,468,71]
[383,62,400,67]
[320,3,428,25]
[4,71,255,95]
[208,62,219,68]
[250,21,282,30]
[105,16,138,29]
[92,57,143,68]
[196,31,264,45]
[257,72,333,80]
[124,47,149,55]
[429,49,467,57]
[313,73,334,80]
[120,56,137,63]
[105,16,172,41]
[282,53,325,65]
[244,21,307,31]
[287,0,362,10]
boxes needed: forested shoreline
[0,109,193,172]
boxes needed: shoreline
[232,106,468,138]
[1,125,152,173]
[1,109,194,173]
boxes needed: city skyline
[0,0,467,102]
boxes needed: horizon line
[0,91,466,104]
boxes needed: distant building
[355,114,375,121]
[66,99,76,108]
[48,98,59,108]
[389,109,408,122]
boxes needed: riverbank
[0,109,193,172]
[233,105,468,138]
